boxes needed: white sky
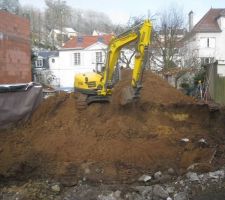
[20,0,225,25]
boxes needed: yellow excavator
[74,19,153,108]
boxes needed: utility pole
[38,11,41,48]
[60,9,63,47]
[60,0,66,47]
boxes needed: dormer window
[77,36,83,43]
[98,37,104,43]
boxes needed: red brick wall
[0,11,31,84]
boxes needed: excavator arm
[99,31,139,96]
[99,20,152,104]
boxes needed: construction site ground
[1,69,225,199]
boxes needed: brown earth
[0,69,225,184]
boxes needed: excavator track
[74,92,88,110]
[75,92,111,110]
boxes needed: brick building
[0,10,31,84]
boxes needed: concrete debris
[153,185,169,199]
[138,174,152,182]
[187,163,198,171]
[174,192,188,200]
[198,138,208,147]
[198,138,207,144]
[168,168,175,175]
[166,186,175,194]
[186,172,199,182]
[180,138,189,143]
[98,191,121,200]
[133,186,153,195]
[84,167,91,174]
[51,184,61,193]
[208,170,225,179]
[154,171,162,180]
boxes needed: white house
[49,34,113,89]
[183,9,225,67]
[63,28,78,38]
[49,28,78,48]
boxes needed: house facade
[48,34,112,89]
[183,9,225,67]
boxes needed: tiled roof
[62,34,113,49]
[192,8,225,33]
[38,51,59,58]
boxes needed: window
[209,37,215,48]
[35,59,43,68]
[200,57,214,65]
[200,37,216,48]
[77,36,83,43]
[207,38,210,47]
[96,52,102,63]
[97,36,104,43]
[74,53,80,65]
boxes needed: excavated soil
[0,69,225,184]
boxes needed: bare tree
[152,7,185,71]
[0,0,20,14]
[21,6,46,48]
[117,15,153,69]
[70,9,113,35]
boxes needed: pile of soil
[0,69,225,184]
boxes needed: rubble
[1,168,225,199]
[174,192,188,200]
[154,171,162,180]
[51,184,61,193]
[152,185,169,199]
[186,172,200,182]
[138,175,152,182]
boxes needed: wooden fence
[207,62,225,105]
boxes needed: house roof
[62,34,113,49]
[38,51,59,58]
[192,8,225,33]
[63,28,77,33]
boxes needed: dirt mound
[0,69,225,184]
[112,69,193,105]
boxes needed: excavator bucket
[120,86,137,106]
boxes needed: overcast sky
[20,0,225,25]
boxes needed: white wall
[196,32,221,59]
[49,42,107,88]
[217,64,225,77]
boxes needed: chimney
[188,11,193,32]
